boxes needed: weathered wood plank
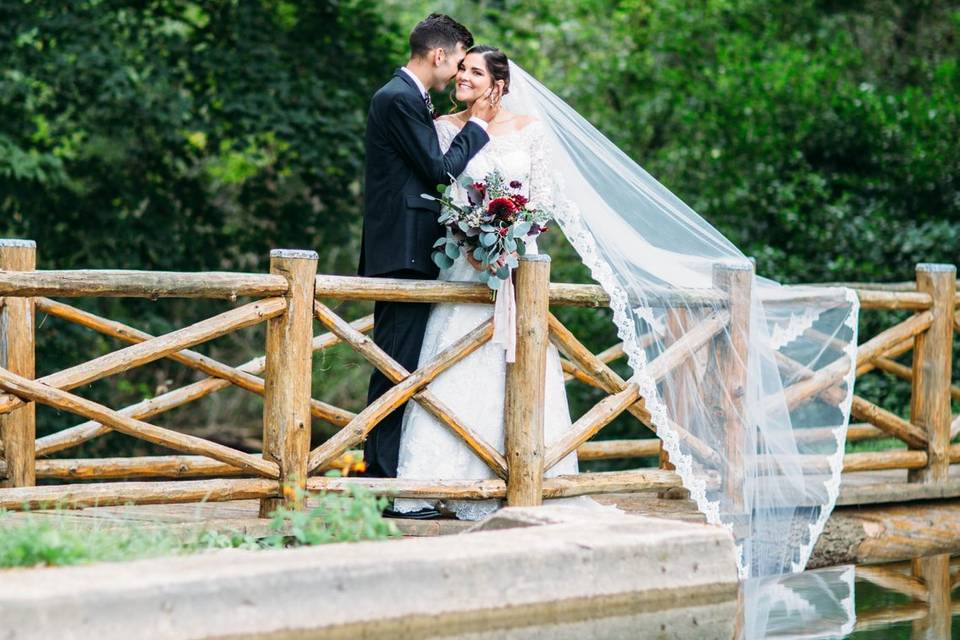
[307,319,494,472]
[312,301,507,478]
[34,315,372,456]
[909,264,956,484]
[260,250,318,515]
[0,270,288,298]
[34,297,353,427]
[0,478,278,511]
[0,240,36,488]
[0,367,279,478]
[505,256,550,506]
[0,297,287,415]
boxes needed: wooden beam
[306,319,494,472]
[303,468,682,499]
[575,438,661,460]
[312,301,507,478]
[0,478,278,511]
[546,313,721,467]
[0,297,287,415]
[34,297,353,426]
[505,256,550,506]
[782,311,933,410]
[0,270,287,299]
[0,367,279,478]
[260,250,318,515]
[850,396,928,449]
[34,315,373,457]
[0,239,36,488]
[855,289,933,310]
[0,451,364,481]
[544,383,641,470]
[314,275,727,308]
[909,264,956,484]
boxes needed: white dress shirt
[401,67,489,131]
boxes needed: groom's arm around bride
[359,14,499,479]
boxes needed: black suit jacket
[359,69,489,277]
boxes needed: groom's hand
[469,87,501,124]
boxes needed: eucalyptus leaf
[496,265,510,280]
[516,241,527,256]
[505,254,519,269]
[433,237,447,248]
[444,242,461,260]
[512,222,531,237]
[486,277,501,291]
[481,232,498,247]
[432,252,454,270]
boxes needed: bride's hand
[469,86,502,124]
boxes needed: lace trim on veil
[553,187,857,576]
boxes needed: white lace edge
[554,194,860,579]
[791,287,859,574]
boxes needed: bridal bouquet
[422,170,551,291]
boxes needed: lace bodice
[436,117,555,217]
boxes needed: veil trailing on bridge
[504,61,859,579]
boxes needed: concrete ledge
[0,506,738,640]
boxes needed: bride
[394,46,580,520]
[393,45,860,581]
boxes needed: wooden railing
[0,237,956,513]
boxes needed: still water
[220,555,958,639]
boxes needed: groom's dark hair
[409,14,473,58]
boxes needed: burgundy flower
[511,194,528,209]
[499,227,509,237]
[487,197,518,222]
[471,182,486,197]
[510,180,522,189]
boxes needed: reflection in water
[741,554,958,639]
[219,556,958,639]
[740,566,856,638]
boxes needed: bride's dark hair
[448,45,511,112]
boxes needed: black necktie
[423,92,435,117]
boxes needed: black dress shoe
[382,507,444,520]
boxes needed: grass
[0,479,400,570]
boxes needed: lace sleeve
[434,118,458,153]
[527,121,556,213]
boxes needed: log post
[712,262,753,512]
[504,255,550,507]
[0,239,36,488]
[908,264,955,485]
[259,250,318,516]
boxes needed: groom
[359,14,499,481]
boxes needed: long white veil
[504,61,859,578]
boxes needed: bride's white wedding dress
[393,118,583,520]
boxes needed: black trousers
[363,270,433,478]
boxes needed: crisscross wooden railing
[561,264,959,505]
[0,236,956,516]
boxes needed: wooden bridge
[0,238,957,563]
